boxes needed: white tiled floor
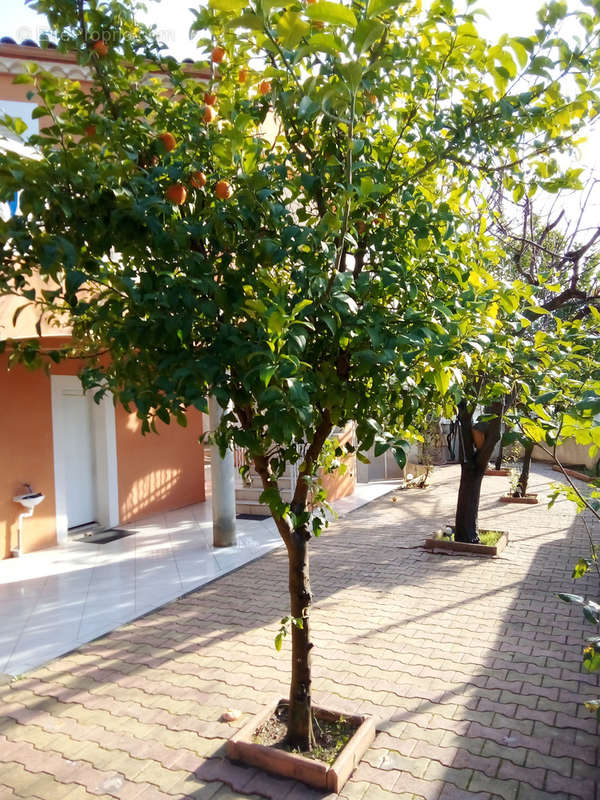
[0,480,397,676]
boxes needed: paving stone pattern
[1,464,598,799]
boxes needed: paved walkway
[0,464,598,800]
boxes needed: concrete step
[236,487,293,502]
[235,502,273,517]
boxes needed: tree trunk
[494,445,503,471]
[250,414,333,753]
[455,462,485,542]
[286,526,315,751]
[515,443,533,497]
[454,399,504,543]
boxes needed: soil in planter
[435,528,503,546]
[253,703,355,765]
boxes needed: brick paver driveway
[1,464,598,800]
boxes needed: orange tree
[1,0,599,750]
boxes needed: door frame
[50,376,119,542]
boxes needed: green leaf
[12,303,30,327]
[298,95,320,121]
[307,32,343,56]
[583,648,600,673]
[291,298,312,316]
[260,365,277,386]
[228,12,264,30]
[11,73,34,85]
[433,368,451,395]
[584,605,600,625]
[572,558,591,579]
[332,293,358,314]
[267,309,286,335]
[274,632,283,651]
[209,0,247,11]
[337,61,364,92]
[366,0,406,18]
[31,106,48,120]
[156,407,170,425]
[305,2,358,28]
[583,699,600,718]
[374,440,389,457]
[558,593,585,604]
[277,11,310,48]
[2,116,27,136]
[353,19,385,55]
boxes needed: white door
[61,388,96,528]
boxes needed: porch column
[208,396,237,547]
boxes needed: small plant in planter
[500,464,539,504]
[228,698,375,792]
[401,468,432,489]
[425,525,508,556]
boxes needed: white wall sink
[13,493,45,509]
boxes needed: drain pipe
[12,488,45,558]
[13,506,34,558]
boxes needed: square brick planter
[552,465,597,484]
[499,494,538,505]
[424,532,508,556]
[227,698,375,792]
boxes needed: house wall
[116,407,205,523]
[1,350,206,558]
[0,356,57,558]
[533,440,598,471]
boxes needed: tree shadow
[1,464,598,799]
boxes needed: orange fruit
[312,20,325,29]
[215,180,233,200]
[84,124,96,138]
[190,171,207,189]
[357,220,366,235]
[203,105,217,124]
[238,69,247,83]
[211,46,225,63]
[166,184,187,205]
[92,40,108,57]
[259,80,272,96]
[159,132,176,152]
[367,93,377,104]
[204,92,217,106]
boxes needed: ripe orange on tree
[204,92,217,106]
[166,184,187,205]
[84,124,96,138]
[215,180,233,200]
[357,220,367,235]
[159,132,176,152]
[203,105,217,124]
[259,80,271,96]
[190,171,207,189]
[238,69,248,83]
[211,46,225,63]
[92,40,108,57]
